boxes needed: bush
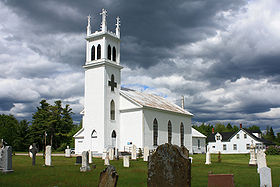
[265,145,280,155]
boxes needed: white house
[207,127,273,154]
[74,9,193,155]
[192,128,206,154]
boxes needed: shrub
[265,145,280,155]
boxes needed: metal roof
[120,88,193,116]
[192,128,206,138]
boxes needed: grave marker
[88,150,93,164]
[249,142,257,166]
[104,153,110,166]
[2,146,13,173]
[75,156,82,165]
[98,165,118,187]
[29,143,38,166]
[131,145,137,160]
[257,150,267,173]
[80,151,91,172]
[259,166,272,187]
[143,147,149,161]
[65,146,71,158]
[123,155,129,167]
[45,145,52,166]
[208,174,234,187]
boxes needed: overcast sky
[1,0,280,131]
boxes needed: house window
[153,119,158,146]
[244,134,247,139]
[223,144,227,150]
[168,121,172,144]
[110,100,115,120]
[180,123,184,146]
[233,144,237,150]
[237,134,240,139]
[216,135,221,140]
[246,144,250,150]
[198,139,200,149]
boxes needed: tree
[0,114,19,148]
[14,120,31,151]
[248,125,261,132]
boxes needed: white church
[74,9,193,155]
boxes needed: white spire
[100,8,107,32]
[87,15,91,36]
[116,16,120,38]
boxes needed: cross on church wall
[108,75,117,91]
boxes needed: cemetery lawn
[0,154,279,187]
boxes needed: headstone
[88,150,93,164]
[147,143,191,187]
[2,146,13,173]
[257,150,267,173]
[45,145,52,166]
[181,146,189,158]
[29,145,33,158]
[205,147,211,165]
[108,148,114,160]
[143,147,149,162]
[102,149,107,160]
[208,174,234,187]
[0,148,3,170]
[80,151,91,172]
[98,165,118,187]
[259,167,272,187]
[75,156,82,165]
[104,153,110,166]
[218,151,221,163]
[29,143,38,166]
[131,145,137,160]
[123,155,129,167]
[249,142,257,166]
[65,146,71,158]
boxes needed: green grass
[0,154,279,186]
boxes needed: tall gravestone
[65,146,71,158]
[104,153,110,166]
[249,142,257,166]
[259,166,272,187]
[143,147,149,162]
[102,149,107,160]
[108,148,114,160]
[147,143,191,187]
[29,143,38,166]
[0,146,4,170]
[88,150,93,164]
[80,151,91,172]
[98,165,118,187]
[123,155,129,167]
[257,150,267,173]
[205,146,211,165]
[2,146,13,173]
[131,145,137,160]
[29,145,33,158]
[45,145,52,166]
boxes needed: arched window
[112,47,116,61]
[97,44,101,59]
[168,120,172,144]
[110,100,115,120]
[91,130,97,138]
[107,45,111,60]
[180,123,184,146]
[91,45,95,61]
[153,119,158,146]
[111,130,116,138]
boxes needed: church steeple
[87,15,91,36]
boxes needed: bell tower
[82,9,122,155]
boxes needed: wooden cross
[108,76,117,91]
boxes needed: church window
[153,119,158,146]
[113,47,116,61]
[111,130,116,138]
[108,45,111,60]
[110,100,115,120]
[91,130,97,138]
[97,44,101,59]
[168,120,172,144]
[108,74,117,91]
[91,45,95,61]
[180,123,184,146]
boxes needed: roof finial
[116,16,120,38]
[87,14,91,36]
[100,8,107,32]
[181,95,184,109]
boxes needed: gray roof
[120,88,193,116]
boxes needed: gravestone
[80,151,91,172]
[108,148,114,160]
[0,146,4,170]
[208,174,234,187]
[2,146,13,173]
[257,150,267,173]
[259,167,272,187]
[205,147,211,165]
[218,151,221,163]
[75,156,82,165]
[102,149,107,160]
[45,145,52,166]
[29,145,33,158]
[249,142,257,166]
[131,145,137,160]
[29,143,38,166]
[98,165,118,187]
[65,146,71,158]
[147,143,191,187]
[143,147,149,162]
[104,153,110,166]
[88,150,93,164]
[123,155,129,167]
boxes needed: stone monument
[205,147,211,165]
[2,146,13,173]
[123,155,129,167]
[249,142,257,166]
[80,151,91,172]
[257,150,267,173]
[143,147,149,162]
[131,145,137,160]
[29,145,33,158]
[45,145,52,166]
[102,149,107,160]
[65,146,71,157]
[75,156,82,165]
[108,148,114,160]
[104,153,110,166]
[88,150,93,164]
[98,165,118,187]
[259,166,272,187]
[29,143,38,166]
[147,143,191,187]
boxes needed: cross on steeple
[108,75,117,91]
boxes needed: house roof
[120,88,193,116]
[192,128,206,138]
[207,132,235,142]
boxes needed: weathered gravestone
[249,142,257,166]
[131,145,137,160]
[29,145,33,158]
[29,143,38,166]
[2,146,13,173]
[123,155,129,167]
[218,151,222,163]
[0,146,4,170]
[88,150,93,164]
[208,174,234,187]
[65,146,71,158]
[80,151,91,172]
[102,149,107,160]
[108,148,114,160]
[257,150,267,173]
[147,143,191,187]
[104,153,110,166]
[75,156,82,165]
[45,145,52,166]
[259,166,272,187]
[143,147,149,162]
[98,165,118,187]
[205,147,211,165]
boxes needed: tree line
[0,100,81,151]
[193,123,280,145]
